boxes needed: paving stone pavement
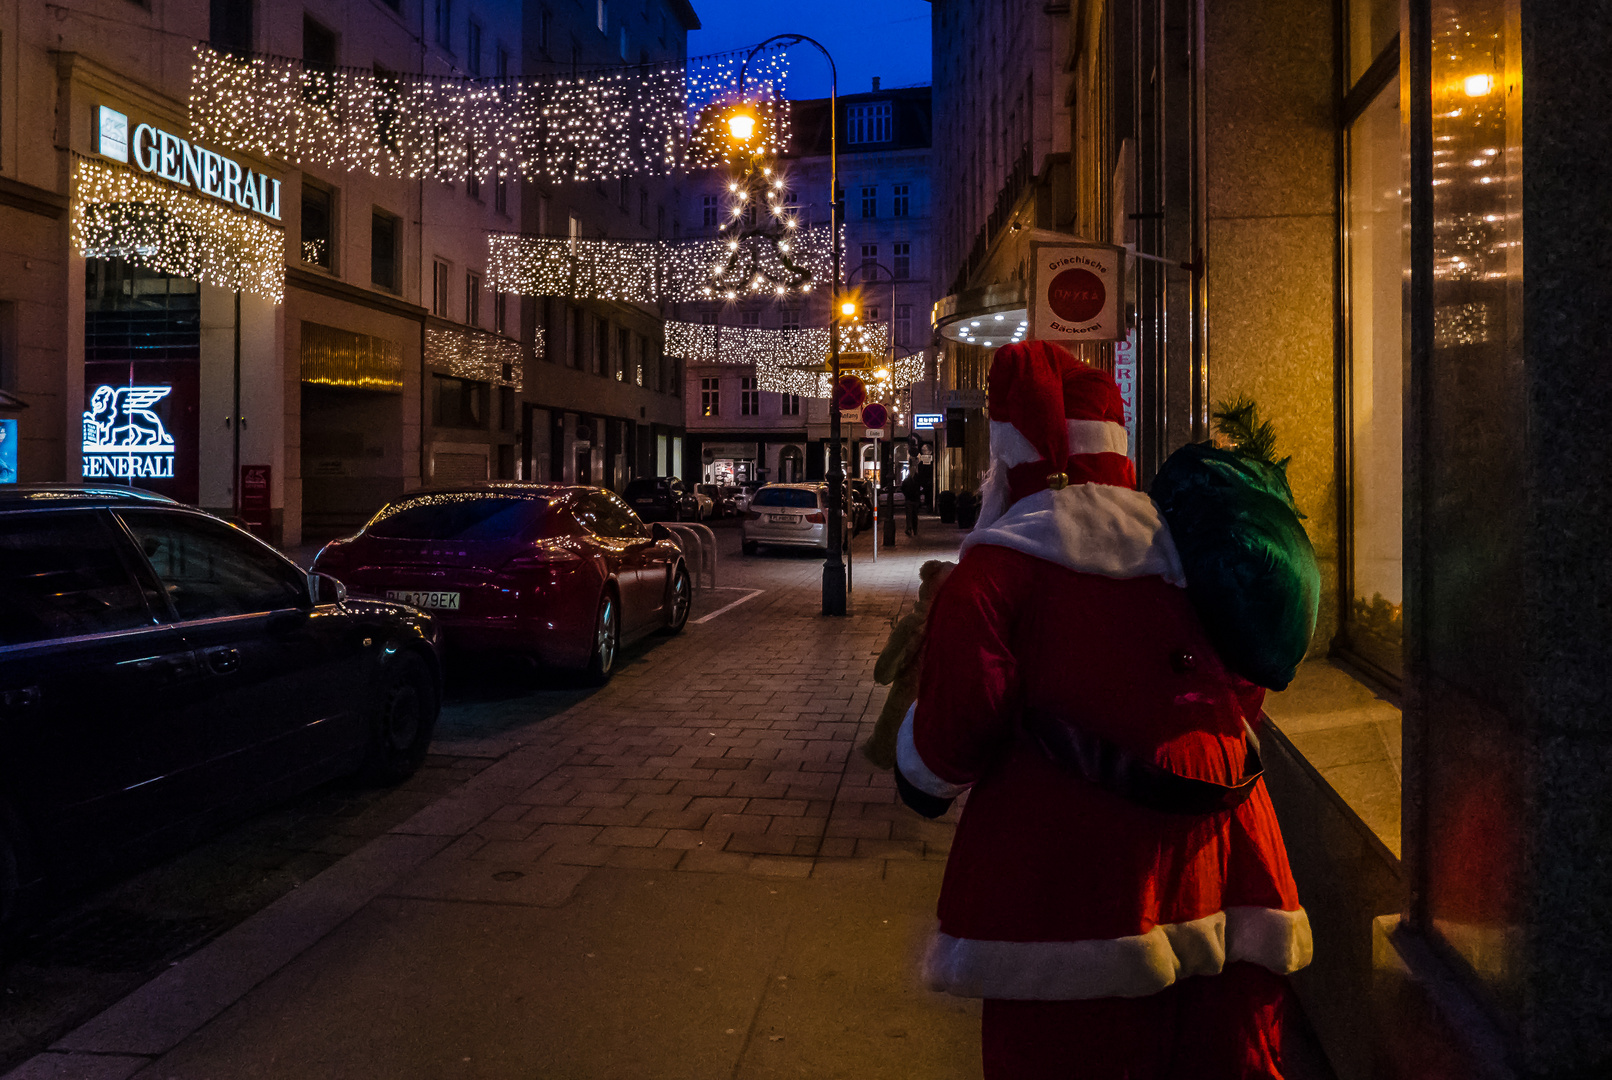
[428,521,965,882]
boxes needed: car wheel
[662,565,692,635]
[583,590,620,685]
[743,540,759,556]
[360,651,439,785]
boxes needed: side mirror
[308,571,348,606]
[651,522,673,542]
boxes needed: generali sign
[97,105,282,221]
[1029,241,1125,342]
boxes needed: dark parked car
[623,477,698,522]
[847,479,876,533]
[313,484,690,683]
[0,486,441,935]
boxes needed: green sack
[1150,443,1319,691]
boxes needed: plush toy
[863,559,956,769]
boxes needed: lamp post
[845,259,900,543]
[736,34,846,616]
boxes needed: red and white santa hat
[986,340,1135,506]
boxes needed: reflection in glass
[1345,83,1404,677]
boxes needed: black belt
[1022,707,1264,816]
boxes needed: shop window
[1342,73,1404,681]
[892,183,911,218]
[465,272,481,327]
[209,0,253,56]
[434,374,489,429]
[741,378,759,416]
[301,183,334,270]
[700,377,719,417]
[371,210,398,291]
[432,259,451,317]
[893,242,911,280]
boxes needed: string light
[71,155,284,302]
[486,225,835,302]
[661,320,921,398]
[425,326,529,389]
[188,44,791,184]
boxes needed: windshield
[751,488,820,509]
[365,492,553,541]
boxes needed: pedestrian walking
[901,471,921,536]
[895,341,1313,1080]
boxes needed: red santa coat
[899,482,1311,1001]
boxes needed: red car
[312,484,691,683]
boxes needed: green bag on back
[1150,442,1319,691]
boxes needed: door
[115,509,369,808]
[576,492,660,630]
[0,508,195,872]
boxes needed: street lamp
[726,110,757,143]
[737,34,846,616]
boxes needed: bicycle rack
[661,523,718,591]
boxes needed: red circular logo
[1047,268,1106,323]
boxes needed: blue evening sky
[687,1,932,100]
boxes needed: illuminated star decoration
[485,225,836,303]
[703,148,817,299]
[71,155,285,302]
[188,44,791,183]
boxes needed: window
[374,65,401,149]
[740,310,760,327]
[895,304,912,347]
[671,357,681,397]
[301,183,334,269]
[617,327,631,382]
[700,377,719,417]
[893,183,911,217]
[781,307,801,331]
[861,185,877,219]
[465,145,480,200]
[893,241,911,280]
[699,309,718,326]
[568,212,581,254]
[782,393,800,417]
[619,26,629,60]
[593,316,609,375]
[120,510,306,621]
[539,8,553,55]
[619,176,630,211]
[847,101,892,144]
[434,0,452,50]
[494,163,507,214]
[597,0,607,33]
[741,378,759,416]
[860,243,878,278]
[0,512,155,645]
[657,205,666,238]
[434,374,490,428]
[302,17,338,106]
[634,333,646,386]
[371,210,398,290]
[209,0,253,56]
[570,305,585,369]
[465,272,481,326]
[639,189,648,227]
[467,21,483,76]
[495,292,507,334]
[702,195,719,227]
[432,259,451,317]
[862,306,879,323]
[497,46,510,80]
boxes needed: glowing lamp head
[1464,74,1494,96]
[727,111,757,142]
[840,301,857,317]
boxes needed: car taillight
[805,512,826,523]
[502,540,582,571]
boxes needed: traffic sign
[833,374,866,411]
[861,402,889,430]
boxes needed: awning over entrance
[931,281,1028,351]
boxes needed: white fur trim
[989,420,1128,467]
[897,704,968,799]
[962,484,1187,587]
[924,906,1312,1000]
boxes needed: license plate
[386,589,461,610]
[768,514,797,524]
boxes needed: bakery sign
[97,106,282,221]
[1029,241,1125,342]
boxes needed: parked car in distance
[847,479,876,533]
[741,484,849,554]
[733,481,763,513]
[688,487,714,521]
[623,477,698,522]
[0,486,442,936]
[313,484,691,684]
[716,485,742,518]
[695,484,731,520]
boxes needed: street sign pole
[871,435,879,563]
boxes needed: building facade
[930,2,1612,1078]
[679,83,936,491]
[0,0,694,546]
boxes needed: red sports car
[312,484,691,682]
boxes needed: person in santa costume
[896,340,1312,1080]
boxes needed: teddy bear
[863,559,956,769]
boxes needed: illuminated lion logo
[83,385,174,450]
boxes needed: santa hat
[983,341,1135,512]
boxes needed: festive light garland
[425,326,529,390]
[662,320,922,398]
[486,225,835,303]
[71,156,285,302]
[189,45,790,183]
